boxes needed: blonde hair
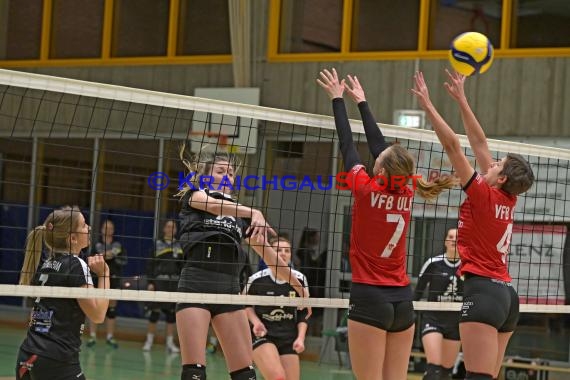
[380,144,459,201]
[175,142,241,199]
[20,206,83,285]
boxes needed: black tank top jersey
[147,239,184,278]
[414,254,463,302]
[178,189,251,275]
[20,253,92,363]
[245,269,309,339]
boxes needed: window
[0,0,43,60]
[351,0,420,52]
[270,0,570,60]
[51,0,104,58]
[511,0,570,48]
[429,0,502,50]
[0,138,33,203]
[101,139,159,211]
[112,0,169,57]
[41,139,94,206]
[279,0,343,53]
[178,0,231,55]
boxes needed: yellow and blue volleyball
[448,32,494,76]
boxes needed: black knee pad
[423,363,442,380]
[465,371,493,379]
[148,310,160,323]
[229,366,256,380]
[182,364,206,380]
[165,309,176,324]
[106,307,116,319]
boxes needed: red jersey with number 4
[346,165,413,286]
[458,172,517,282]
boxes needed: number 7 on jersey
[381,214,405,258]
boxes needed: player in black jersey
[174,147,308,380]
[16,206,110,380]
[415,228,463,380]
[244,236,309,380]
[143,219,183,353]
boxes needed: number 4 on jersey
[496,223,513,263]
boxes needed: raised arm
[444,69,493,172]
[317,68,362,171]
[189,191,275,238]
[345,75,389,158]
[78,255,110,323]
[411,71,475,186]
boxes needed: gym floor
[0,323,428,379]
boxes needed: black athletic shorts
[348,283,415,332]
[176,266,244,317]
[460,273,519,332]
[420,311,461,341]
[16,349,85,380]
[252,334,297,356]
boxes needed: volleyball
[448,32,494,76]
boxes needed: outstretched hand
[344,74,367,104]
[317,68,345,100]
[411,71,433,111]
[247,209,276,242]
[444,69,467,103]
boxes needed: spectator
[143,220,183,353]
[86,219,127,349]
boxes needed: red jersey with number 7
[345,165,413,286]
[458,172,517,282]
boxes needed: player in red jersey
[318,68,457,380]
[412,70,534,380]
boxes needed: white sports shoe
[167,341,180,353]
[142,340,153,351]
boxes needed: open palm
[444,68,467,102]
[411,71,432,110]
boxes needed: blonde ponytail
[415,174,459,201]
[19,207,82,285]
[19,225,46,285]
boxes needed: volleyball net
[0,68,569,320]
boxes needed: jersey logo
[216,215,236,222]
[204,215,242,238]
[438,275,462,302]
[262,309,294,322]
